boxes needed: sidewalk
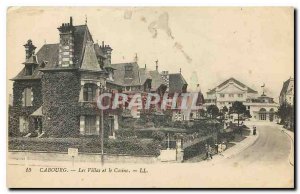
[209,128,259,164]
[279,125,294,166]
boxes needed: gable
[217,83,246,94]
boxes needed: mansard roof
[207,77,258,94]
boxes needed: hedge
[8,137,161,156]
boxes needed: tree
[222,106,229,114]
[231,101,247,126]
[277,103,294,129]
[207,105,219,118]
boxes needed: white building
[205,77,278,122]
[244,94,278,122]
[205,77,258,109]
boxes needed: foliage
[207,105,219,118]
[151,131,165,141]
[230,101,247,126]
[277,103,294,130]
[8,137,161,156]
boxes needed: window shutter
[30,89,33,106]
[22,90,25,106]
[19,117,24,132]
[80,116,85,135]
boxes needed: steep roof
[109,62,151,86]
[280,78,294,96]
[80,41,101,71]
[168,73,188,93]
[12,44,59,80]
[207,77,257,94]
[12,25,101,80]
[149,70,166,91]
[73,25,94,67]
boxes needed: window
[85,116,96,135]
[238,94,243,98]
[19,116,29,133]
[25,65,33,76]
[22,88,33,106]
[229,94,234,98]
[220,94,225,98]
[83,84,97,101]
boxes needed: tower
[57,17,75,67]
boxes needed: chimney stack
[57,17,75,67]
[23,39,36,60]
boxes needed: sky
[7,7,294,101]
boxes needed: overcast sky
[7,7,294,101]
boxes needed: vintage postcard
[6,7,294,188]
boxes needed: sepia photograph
[6,7,294,188]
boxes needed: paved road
[225,123,291,166]
[217,122,294,188]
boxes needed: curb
[281,129,294,167]
[223,130,259,159]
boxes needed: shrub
[151,131,165,141]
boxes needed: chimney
[100,41,113,66]
[23,39,36,60]
[161,71,169,91]
[57,17,75,67]
[155,60,158,71]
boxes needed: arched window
[83,84,97,102]
[259,108,267,120]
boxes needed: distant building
[244,93,278,122]
[279,77,294,105]
[205,77,278,122]
[205,77,258,109]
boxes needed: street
[7,122,294,188]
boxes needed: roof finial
[155,59,158,71]
[180,68,182,74]
[44,39,46,44]
[134,53,138,63]
[145,64,147,69]
[85,14,87,25]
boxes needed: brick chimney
[57,17,75,67]
[100,41,113,66]
[161,71,169,91]
[23,39,36,60]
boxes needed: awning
[31,106,43,117]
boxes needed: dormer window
[124,64,134,79]
[25,65,33,76]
